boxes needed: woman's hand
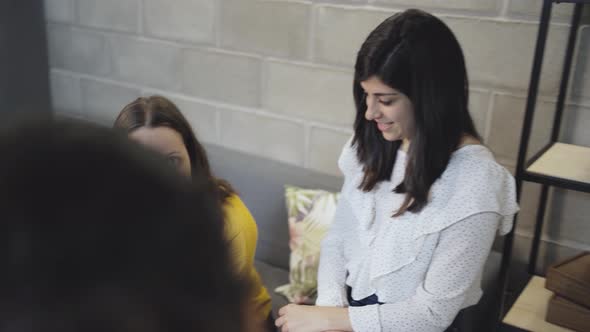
[275,304,352,332]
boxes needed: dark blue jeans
[346,286,464,331]
[347,285,383,306]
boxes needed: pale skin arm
[275,304,353,332]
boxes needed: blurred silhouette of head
[0,117,248,332]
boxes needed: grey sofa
[207,143,501,331]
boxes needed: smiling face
[129,126,192,178]
[361,76,415,147]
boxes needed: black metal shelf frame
[497,0,590,326]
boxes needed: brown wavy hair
[114,95,235,203]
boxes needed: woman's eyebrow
[374,92,398,97]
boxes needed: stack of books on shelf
[544,252,590,332]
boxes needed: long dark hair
[114,96,235,204]
[353,9,480,216]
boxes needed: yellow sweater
[223,194,272,324]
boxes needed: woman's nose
[365,95,381,121]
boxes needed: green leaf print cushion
[275,185,340,304]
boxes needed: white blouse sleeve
[348,212,501,332]
[315,194,354,307]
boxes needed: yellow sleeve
[225,226,249,275]
[223,195,272,323]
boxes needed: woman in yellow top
[114,95,272,330]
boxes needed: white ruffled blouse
[316,139,519,332]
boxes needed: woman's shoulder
[223,193,246,210]
[437,144,518,202]
[431,145,519,223]
[223,194,254,221]
[416,145,519,237]
[222,194,256,239]
[445,144,510,182]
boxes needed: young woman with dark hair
[276,9,519,332]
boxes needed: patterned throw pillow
[275,185,340,304]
